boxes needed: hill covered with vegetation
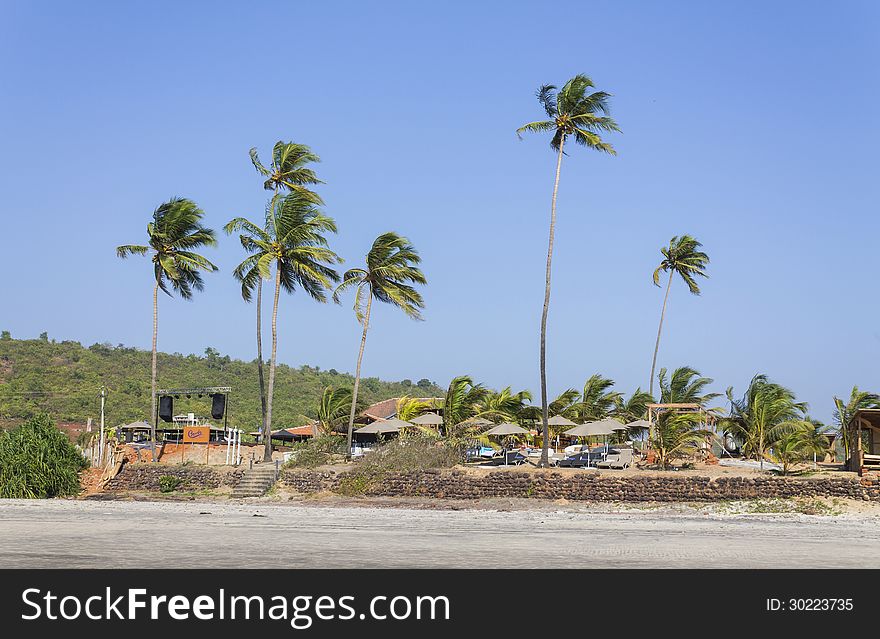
[0,334,442,431]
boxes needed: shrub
[158,475,182,493]
[336,435,459,496]
[0,414,89,498]
[284,435,347,469]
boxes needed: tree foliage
[0,414,88,498]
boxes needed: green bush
[0,414,89,498]
[158,475,182,493]
[284,435,347,469]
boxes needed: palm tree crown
[225,192,341,302]
[333,232,427,321]
[653,235,709,295]
[250,141,323,203]
[117,198,218,296]
[517,74,620,152]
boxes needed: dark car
[557,447,617,468]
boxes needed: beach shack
[847,408,880,475]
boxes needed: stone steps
[230,464,279,498]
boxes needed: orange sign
[183,426,210,443]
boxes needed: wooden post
[206,442,210,466]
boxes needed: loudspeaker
[211,393,226,420]
[159,395,173,422]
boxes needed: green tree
[334,232,427,455]
[225,192,340,459]
[767,420,829,475]
[832,386,880,461]
[116,198,217,460]
[517,74,620,467]
[441,376,489,439]
[316,386,360,435]
[0,414,88,498]
[650,412,711,470]
[474,387,533,424]
[249,141,324,204]
[235,141,324,443]
[721,374,807,468]
[649,235,709,396]
[577,374,621,422]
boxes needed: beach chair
[597,448,633,469]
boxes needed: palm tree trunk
[264,264,282,461]
[539,136,565,468]
[346,293,372,457]
[150,281,159,462]
[649,270,674,397]
[256,278,267,440]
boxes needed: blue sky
[1,1,878,421]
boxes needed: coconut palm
[658,366,719,406]
[767,420,828,475]
[334,232,427,455]
[650,412,711,470]
[116,198,218,461]
[648,235,709,396]
[226,192,341,460]
[237,141,324,443]
[613,388,655,423]
[474,387,533,424]
[249,141,324,204]
[577,374,622,422]
[721,374,807,468]
[441,375,489,439]
[517,74,620,467]
[316,386,359,435]
[396,396,432,422]
[832,386,880,460]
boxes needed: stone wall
[281,468,880,502]
[106,463,244,491]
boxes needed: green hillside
[0,335,442,430]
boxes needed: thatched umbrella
[409,412,443,426]
[485,423,528,466]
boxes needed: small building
[847,408,880,475]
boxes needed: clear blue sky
[1,1,878,422]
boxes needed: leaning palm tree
[832,386,880,461]
[226,192,341,460]
[116,198,217,461]
[649,235,709,396]
[334,232,427,455]
[517,74,620,467]
[236,142,324,444]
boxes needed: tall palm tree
[832,386,880,461]
[649,235,709,396]
[334,232,427,455]
[517,74,620,467]
[116,198,217,461]
[240,141,324,444]
[226,192,341,460]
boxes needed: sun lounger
[596,448,633,469]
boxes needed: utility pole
[99,386,106,465]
